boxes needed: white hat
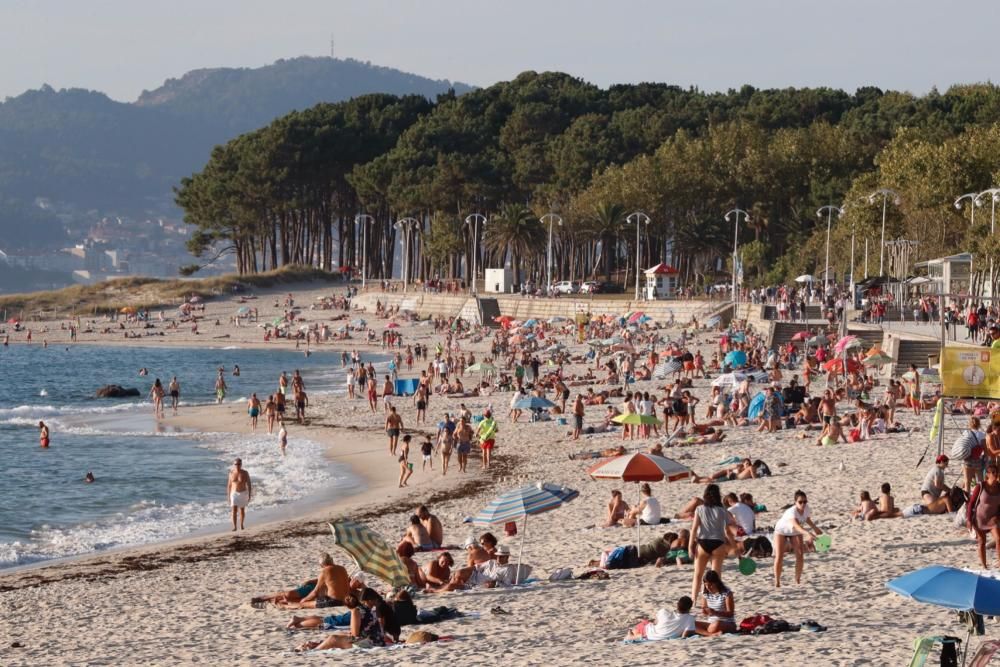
[496,545,511,556]
[463,536,477,549]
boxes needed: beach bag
[753,460,772,478]
[604,546,629,569]
[743,536,773,559]
[754,619,792,635]
[950,486,969,512]
[739,614,773,633]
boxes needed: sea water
[0,343,388,568]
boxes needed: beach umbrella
[120,306,136,314]
[547,316,569,324]
[236,306,250,315]
[863,351,893,367]
[743,369,770,384]
[589,452,692,541]
[328,520,409,589]
[706,315,721,327]
[887,565,1000,615]
[612,413,663,426]
[724,350,748,368]
[711,372,745,388]
[466,362,497,374]
[473,482,579,584]
[833,335,862,354]
[351,318,367,328]
[794,274,814,283]
[602,336,625,346]
[385,322,400,329]
[513,396,556,410]
[588,452,692,483]
[639,315,653,324]
[807,335,827,347]
[587,339,609,348]
[545,343,565,352]
[611,342,635,353]
[791,331,811,342]
[523,319,538,328]
[823,358,861,374]
[654,359,683,378]
[628,312,645,324]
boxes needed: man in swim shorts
[476,410,498,470]
[227,458,252,530]
[168,376,180,415]
[385,406,404,456]
[215,373,227,404]
[247,393,261,432]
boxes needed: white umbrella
[794,274,814,283]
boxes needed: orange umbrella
[823,358,861,374]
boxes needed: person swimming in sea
[85,472,95,483]
[39,421,50,448]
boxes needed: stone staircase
[478,298,502,328]
[892,338,943,376]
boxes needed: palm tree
[586,202,626,281]
[485,203,544,287]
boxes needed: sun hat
[462,536,477,549]
[496,545,511,556]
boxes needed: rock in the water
[95,384,140,398]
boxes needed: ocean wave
[0,432,358,568]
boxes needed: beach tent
[394,378,420,396]
[724,350,748,368]
[747,391,785,420]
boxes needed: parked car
[595,281,625,294]
[552,280,577,294]
[579,281,599,294]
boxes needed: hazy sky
[2,0,998,102]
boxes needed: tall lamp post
[816,205,844,292]
[625,211,651,300]
[724,208,751,308]
[540,213,563,295]
[394,217,420,292]
[354,214,376,289]
[464,213,487,295]
[975,188,1000,294]
[867,188,900,276]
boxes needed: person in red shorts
[476,410,498,470]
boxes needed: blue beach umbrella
[473,482,579,584]
[724,350,748,368]
[523,319,538,328]
[513,396,556,410]
[747,392,784,420]
[887,565,1000,615]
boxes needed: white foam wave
[0,431,357,567]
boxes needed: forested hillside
[176,72,1000,287]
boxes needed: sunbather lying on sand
[690,458,758,483]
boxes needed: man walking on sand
[385,406,404,456]
[227,458,252,531]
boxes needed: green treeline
[175,71,1000,286]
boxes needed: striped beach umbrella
[473,482,578,583]
[328,520,409,589]
[654,359,683,377]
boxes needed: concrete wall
[351,291,723,324]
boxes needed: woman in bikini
[688,484,735,601]
[970,463,1000,568]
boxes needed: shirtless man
[385,406,404,456]
[417,505,444,548]
[168,376,180,415]
[215,373,227,404]
[422,552,455,589]
[382,374,395,414]
[400,515,434,551]
[293,388,308,423]
[367,375,378,414]
[227,458,252,530]
[247,393,261,432]
[286,553,350,609]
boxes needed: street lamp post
[816,205,844,292]
[394,217,420,292]
[625,211,651,300]
[975,188,1000,294]
[463,213,487,295]
[355,213,376,289]
[540,213,563,296]
[724,208,751,308]
[867,188,900,276]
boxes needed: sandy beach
[0,283,982,666]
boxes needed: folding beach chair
[908,635,961,667]
[969,640,1000,667]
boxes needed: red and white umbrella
[833,335,862,355]
[588,452,692,482]
[385,322,400,329]
[791,331,811,342]
[588,452,691,541]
